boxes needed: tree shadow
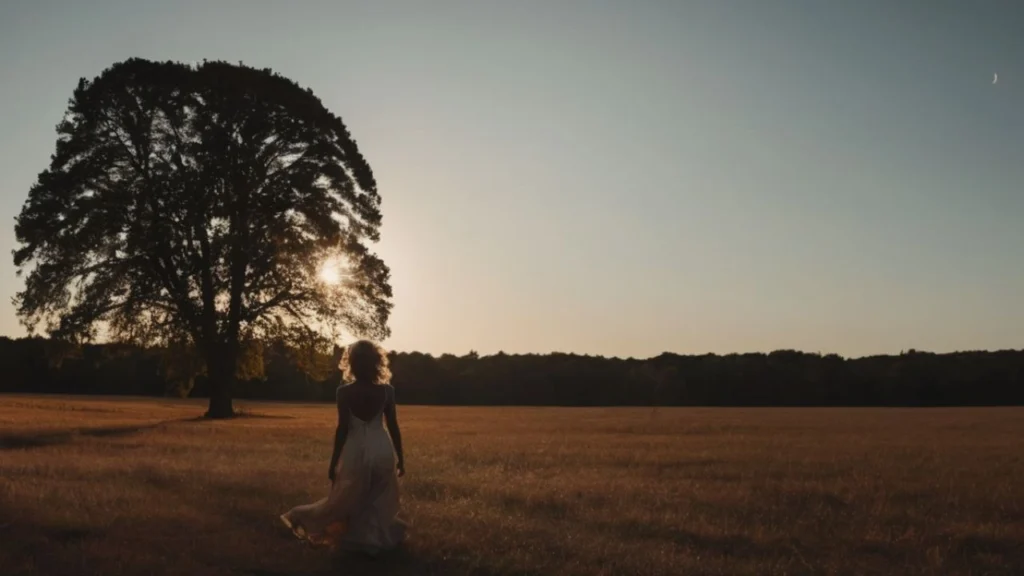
[0,417,200,451]
[0,498,104,574]
[615,519,805,560]
[492,490,816,568]
[865,533,1023,574]
[232,411,299,420]
[191,476,518,576]
[240,549,428,576]
[1,451,545,575]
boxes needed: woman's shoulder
[335,383,351,401]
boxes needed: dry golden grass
[0,396,1021,576]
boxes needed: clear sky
[1,0,1022,358]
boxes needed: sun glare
[319,260,342,286]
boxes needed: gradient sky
[1,0,1022,358]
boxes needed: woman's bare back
[340,382,389,421]
[333,381,404,479]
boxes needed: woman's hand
[396,459,406,478]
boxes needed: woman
[280,340,407,554]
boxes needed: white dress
[280,387,406,553]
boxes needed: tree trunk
[205,343,237,418]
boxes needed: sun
[318,259,343,286]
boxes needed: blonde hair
[340,340,391,385]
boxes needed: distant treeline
[0,336,1021,406]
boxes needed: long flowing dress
[280,388,406,554]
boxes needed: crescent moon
[993,73,999,84]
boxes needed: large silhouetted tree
[13,58,392,417]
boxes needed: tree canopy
[13,58,392,417]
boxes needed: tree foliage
[13,58,392,416]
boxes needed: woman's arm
[328,387,350,482]
[383,385,405,476]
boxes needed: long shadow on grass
[197,475,530,576]
[854,533,1024,575]
[240,548,451,576]
[0,417,202,451]
[2,440,568,575]
[494,490,816,568]
[0,498,106,574]
[611,518,809,561]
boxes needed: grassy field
[0,396,1021,576]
